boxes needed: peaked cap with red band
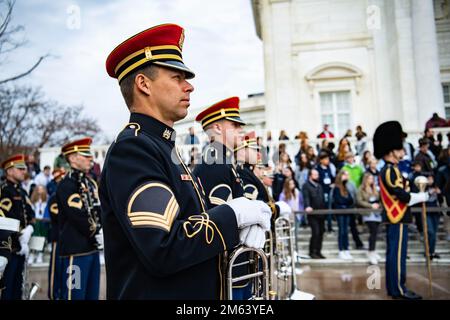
[195,96,246,129]
[1,154,26,170]
[106,24,194,83]
[62,137,93,157]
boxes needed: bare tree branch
[0,54,49,84]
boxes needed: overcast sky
[3,0,264,140]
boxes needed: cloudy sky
[3,0,264,140]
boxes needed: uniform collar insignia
[129,112,176,144]
[163,128,172,140]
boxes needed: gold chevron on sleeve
[50,203,59,215]
[209,184,232,206]
[127,182,179,231]
[244,184,258,200]
[0,198,12,213]
[67,194,83,209]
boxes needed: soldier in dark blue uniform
[47,168,66,300]
[373,121,429,300]
[0,154,35,300]
[100,24,271,300]
[194,99,271,300]
[57,138,103,300]
[0,217,20,295]
[235,131,291,218]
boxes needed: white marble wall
[253,0,447,138]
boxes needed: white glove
[226,197,272,231]
[95,228,104,250]
[276,201,292,216]
[0,256,8,274]
[19,225,34,245]
[408,192,429,206]
[239,225,266,249]
[18,242,29,257]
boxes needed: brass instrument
[22,260,40,300]
[273,215,315,300]
[223,246,270,300]
[77,173,102,249]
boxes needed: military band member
[235,131,291,219]
[0,217,20,295]
[373,121,429,300]
[56,138,103,300]
[194,99,271,300]
[47,168,66,300]
[0,154,35,300]
[100,24,271,300]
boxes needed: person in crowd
[436,142,449,170]
[342,152,364,189]
[326,142,337,166]
[46,168,66,196]
[425,112,448,129]
[318,139,330,155]
[21,172,35,196]
[361,150,373,169]
[315,151,336,233]
[257,136,269,166]
[424,175,441,260]
[366,157,380,189]
[435,148,450,241]
[357,173,382,265]
[278,130,290,141]
[279,151,292,169]
[317,124,334,139]
[273,165,298,201]
[409,161,425,235]
[423,128,440,158]
[26,154,40,179]
[355,125,367,156]
[335,138,351,170]
[302,169,327,259]
[28,185,49,264]
[279,178,306,230]
[188,146,201,171]
[90,160,102,184]
[414,138,437,176]
[272,142,287,165]
[436,147,450,206]
[306,146,317,168]
[184,126,200,145]
[343,130,353,142]
[331,170,354,260]
[34,165,52,187]
[295,153,311,189]
[402,132,415,162]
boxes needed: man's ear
[134,73,151,96]
[205,122,222,137]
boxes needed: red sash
[379,177,408,224]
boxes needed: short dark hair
[419,138,429,147]
[44,165,51,170]
[318,151,330,160]
[308,168,318,177]
[119,65,158,109]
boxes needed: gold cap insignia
[145,47,152,60]
[179,29,185,50]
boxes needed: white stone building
[251,0,450,139]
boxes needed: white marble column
[394,0,419,132]
[412,0,445,127]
